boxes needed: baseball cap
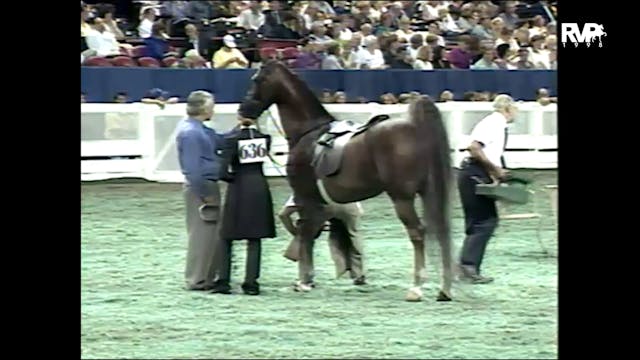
[146,88,170,99]
[223,34,237,48]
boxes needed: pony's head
[238,60,288,119]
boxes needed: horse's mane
[270,61,336,123]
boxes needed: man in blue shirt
[176,90,223,291]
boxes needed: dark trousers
[217,238,262,286]
[457,160,499,274]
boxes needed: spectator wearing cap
[142,88,179,109]
[447,35,473,69]
[138,7,156,38]
[355,36,386,69]
[471,47,499,70]
[237,1,265,31]
[529,35,550,69]
[212,35,249,69]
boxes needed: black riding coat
[219,126,276,240]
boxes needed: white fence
[81,102,557,182]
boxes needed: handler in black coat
[211,116,276,295]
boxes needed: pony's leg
[436,230,454,302]
[391,198,427,301]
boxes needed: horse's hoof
[436,290,452,302]
[405,287,423,302]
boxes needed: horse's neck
[278,104,327,136]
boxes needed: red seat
[259,47,278,60]
[138,57,161,67]
[111,56,137,67]
[162,56,178,67]
[281,47,300,59]
[83,56,113,67]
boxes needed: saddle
[311,114,390,179]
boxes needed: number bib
[237,137,268,164]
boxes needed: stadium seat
[83,56,113,67]
[111,56,137,67]
[138,57,161,67]
[162,56,178,67]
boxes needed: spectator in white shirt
[406,33,424,60]
[413,45,434,70]
[85,18,124,57]
[355,36,386,69]
[528,35,550,69]
[332,18,353,41]
[238,1,265,30]
[528,15,547,38]
[138,7,156,38]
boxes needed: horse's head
[238,60,288,120]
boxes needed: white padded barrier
[81,102,557,181]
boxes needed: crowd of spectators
[81,0,558,70]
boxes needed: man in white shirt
[457,94,518,284]
[138,7,156,38]
[355,36,386,69]
[85,18,122,57]
[237,1,265,31]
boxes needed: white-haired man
[176,90,224,291]
[457,94,518,284]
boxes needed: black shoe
[353,276,367,285]
[458,265,494,284]
[241,282,260,296]
[210,281,232,294]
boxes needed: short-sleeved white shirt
[468,112,508,168]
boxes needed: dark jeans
[457,159,499,273]
[217,238,262,286]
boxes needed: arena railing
[81,102,557,181]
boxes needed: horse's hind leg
[391,197,427,302]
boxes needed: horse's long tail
[410,96,454,292]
